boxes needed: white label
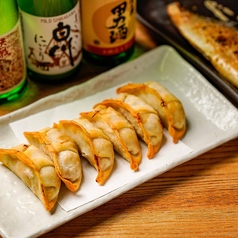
[20,2,82,76]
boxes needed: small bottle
[17,0,82,82]
[81,0,137,66]
[0,0,27,103]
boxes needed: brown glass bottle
[81,0,137,66]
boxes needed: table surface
[1,21,238,238]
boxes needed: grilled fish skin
[167,2,238,88]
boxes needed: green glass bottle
[17,0,82,82]
[81,0,137,66]
[0,0,27,103]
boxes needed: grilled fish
[167,2,238,88]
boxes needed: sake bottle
[0,0,27,103]
[17,0,82,82]
[81,0,137,66]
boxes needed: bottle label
[0,20,26,94]
[19,1,82,76]
[81,0,136,56]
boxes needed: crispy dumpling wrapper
[0,144,61,211]
[24,127,82,192]
[80,105,142,171]
[54,118,114,185]
[95,93,164,159]
[116,82,186,143]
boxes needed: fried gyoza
[117,82,186,143]
[95,93,164,159]
[0,144,61,211]
[80,105,142,171]
[54,118,114,185]
[24,127,82,192]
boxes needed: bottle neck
[17,0,78,16]
[0,0,18,34]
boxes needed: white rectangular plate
[0,45,238,238]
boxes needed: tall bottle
[81,0,137,66]
[0,0,27,103]
[17,0,82,82]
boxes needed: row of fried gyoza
[0,81,186,211]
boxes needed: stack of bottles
[0,0,137,103]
